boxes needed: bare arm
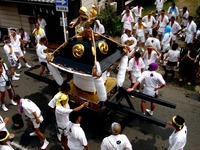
[33,112,40,124]
[84,145,90,150]
[127,81,140,92]
[73,102,88,112]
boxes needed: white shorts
[162,43,170,52]
[171,34,177,41]
[144,28,152,35]
[137,35,145,43]
[158,27,165,35]
[132,76,139,83]
[0,85,11,92]
[15,51,24,58]
[31,115,44,128]
[185,36,194,44]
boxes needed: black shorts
[41,62,47,66]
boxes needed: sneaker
[25,63,31,68]
[41,139,49,149]
[14,72,20,77]
[17,64,22,69]
[29,132,38,136]
[2,105,8,111]
[10,100,17,106]
[146,109,153,116]
[12,76,19,81]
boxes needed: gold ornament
[72,44,85,58]
[98,41,108,54]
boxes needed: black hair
[187,43,193,50]
[13,94,21,102]
[188,16,193,20]
[69,111,81,123]
[0,131,8,142]
[161,9,165,12]
[19,28,24,31]
[172,115,185,129]
[138,17,142,21]
[172,43,178,50]
[60,82,71,92]
[134,51,141,58]
[39,37,47,43]
[4,36,10,41]
[171,16,175,20]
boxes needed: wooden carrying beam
[106,101,166,127]
[119,87,176,109]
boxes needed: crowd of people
[1,0,198,149]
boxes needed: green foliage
[195,6,200,27]
[97,5,122,36]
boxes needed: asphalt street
[0,43,200,150]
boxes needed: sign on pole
[55,0,68,12]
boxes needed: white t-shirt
[154,0,165,11]
[10,35,21,52]
[101,134,132,150]
[21,32,30,42]
[165,50,180,62]
[133,23,146,37]
[131,6,143,17]
[168,125,187,150]
[168,6,179,19]
[121,15,134,31]
[158,15,169,28]
[162,32,173,46]
[3,44,18,62]
[68,122,88,150]
[32,27,46,43]
[145,37,161,51]
[0,63,8,87]
[185,21,197,38]
[0,144,14,150]
[21,99,41,119]
[55,106,72,128]
[142,15,156,29]
[38,18,47,30]
[142,51,160,67]
[180,10,189,26]
[128,57,145,77]
[36,43,47,63]
[137,71,166,97]
[169,21,181,34]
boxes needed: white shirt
[142,15,156,29]
[21,98,41,119]
[32,28,46,43]
[48,92,70,109]
[180,10,189,26]
[21,32,30,42]
[133,23,146,37]
[0,144,14,150]
[55,106,72,128]
[185,21,197,38]
[93,20,105,34]
[0,63,8,87]
[162,32,173,46]
[68,122,88,150]
[168,6,179,19]
[154,0,165,11]
[145,37,161,51]
[36,43,47,63]
[38,18,47,29]
[3,44,18,62]
[0,116,7,132]
[165,50,180,62]
[128,57,145,78]
[10,35,21,52]
[101,134,132,150]
[169,21,181,34]
[121,15,134,31]
[137,71,166,97]
[142,51,160,67]
[158,15,169,28]
[168,125,187,150]
[131,6,143,17]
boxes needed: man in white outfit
[14,95,49,150]
[55,94,88,150]
[121,10,134,32]
[38,14,47,30]
[101,122,132,150]
[169,16,182,43]
[131,4,144,23]
[9,29,31,69]
[167,2,179,20]
[3,37,20,81]
[127,63,166,115]
[145,29,161,51]
[167,115,187,150]
[185,16,197,44]
[154,0,167,14]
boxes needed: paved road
[0,43,200,150]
